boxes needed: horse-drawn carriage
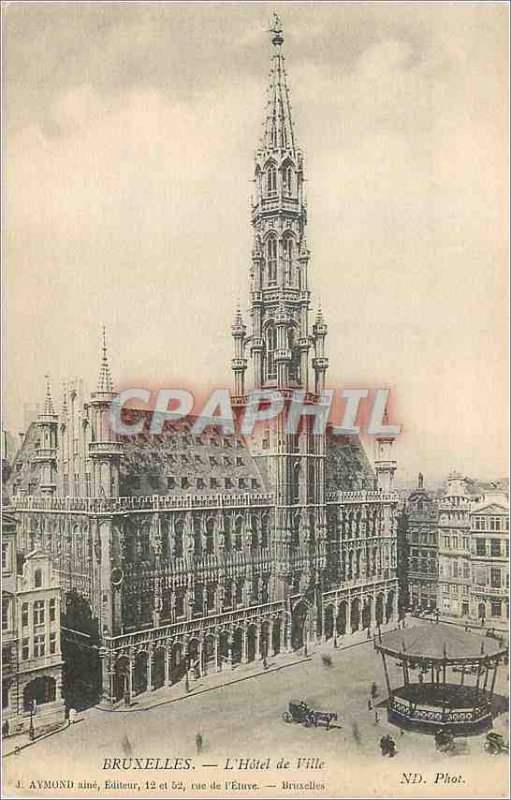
[484,732,509,755]
[282,699,337,730]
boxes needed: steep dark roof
[119,414,269,497]
[325,432,375,492]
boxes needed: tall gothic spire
[232,17,324,394]
[97,325,113,394]
[260,13,296,153]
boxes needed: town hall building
[5,18,399,707]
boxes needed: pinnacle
[61,382,68,417]
[42,374,56,416]
[97,325,113,393]
[232,304,246,334]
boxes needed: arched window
[193,516,202,557]
[261,515,269,549]
[251,515,258,551]
[283,165,293,195]
[173,519,184,558]
[266,166,277,196]
[224,517,231,552]
[288,328,300,383]
[267,237,277,285]
[283,236,293,284]
[266,325,277,380]
[23,677,56,711]
[234,516,243,551]
[205,518,214,556]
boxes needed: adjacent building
[399,472,509,627]
[437,472,473,619]
[398,474,438,612]
[470,493,509,625]
[2,512,65,737]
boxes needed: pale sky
[3,1,509,483]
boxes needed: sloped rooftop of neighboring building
[5,421,41,498]
[470,492,509,514]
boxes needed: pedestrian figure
[321,654,333,668]
[371,681,378,699]
[351,721,362,746]
[121,735,133,757]
[367,698,372,711]
[262,655,268,670]
[379,736,388,756]
[387,736,397,757]
[374,710,380,725]
[195,733,203,754]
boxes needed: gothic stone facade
[7,20,399,706]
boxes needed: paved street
[4,622,509,799]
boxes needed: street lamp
[29,699,37,740]
[185,655,190,693]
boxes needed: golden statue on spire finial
[271,12,283,46]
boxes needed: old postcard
[1,1,509,798]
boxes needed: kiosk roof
[375,623,506,662]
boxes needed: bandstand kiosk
[374,624,507,735]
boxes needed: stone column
[128,652,134,700]
[99,648,114,706]
[214,636,220,673]
[346,600,351,635]
[164,646,170,687]
[198,639,204,677]
[147,647,153,692]
[285,614,292,653]
[393,590,399,622]
[371,595,377,627]
[241,628,248,664]
[279,617,285,655]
